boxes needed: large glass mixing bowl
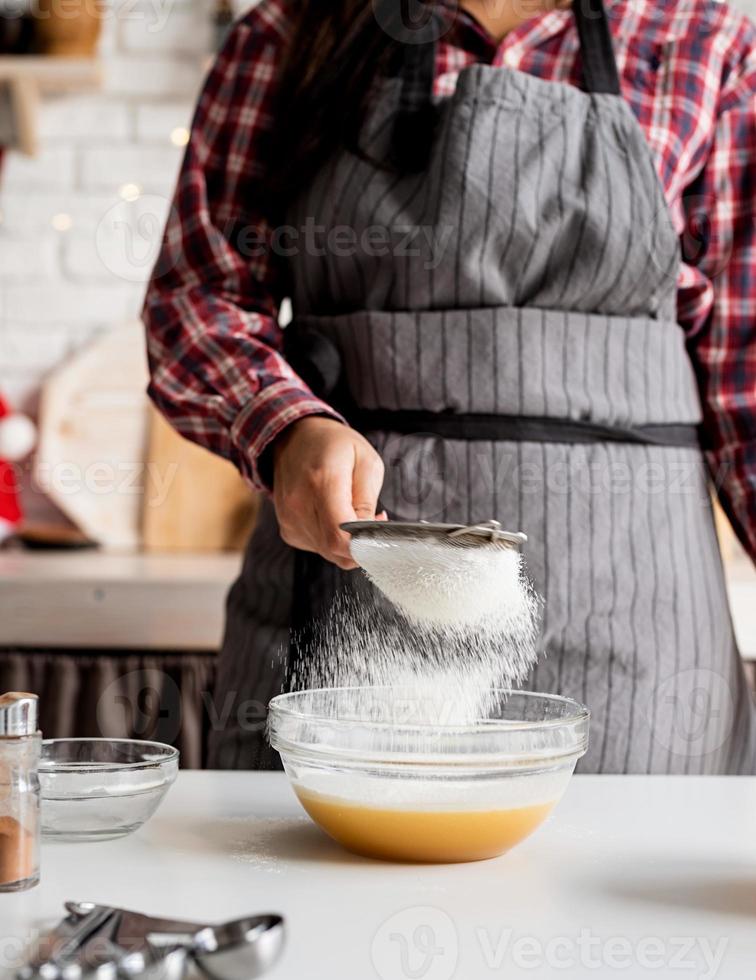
[269,688,589,863]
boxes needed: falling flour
[287,533,543,730]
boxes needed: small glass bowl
[39,738,179,841]
[269,688,589,864]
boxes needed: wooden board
[142,407,259,552]
[713,498,739,563]
[34,320,150,549]
[35,320,258,551]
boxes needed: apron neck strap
[389,0,621,168]
[398,35,438,119]
[389,3,447,171]
[572,0,621,95]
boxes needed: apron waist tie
[350,409,702,449]
[282,326,702,449]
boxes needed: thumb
[352,446,384,520]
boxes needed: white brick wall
[135,102,195,141]
[0,0,217,423]
[3,147,78,190]
[2,236,59,281]
[79,144,184,193]
[37,97,132,142]
[120,2,213,55]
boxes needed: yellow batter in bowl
[269,688,588,864]
[295,788,555,863]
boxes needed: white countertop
[3,772,756,980]
[0,551,241,650]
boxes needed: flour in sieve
[349,536,529,627]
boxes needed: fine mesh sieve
[341,519,527,549]
[341,520,529,626]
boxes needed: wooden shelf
[0,56,101,155]
[0,55,101,92]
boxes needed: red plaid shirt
[143,0,756,559]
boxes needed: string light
[119,183,142,202]
[170,127,190,147]
[51,213,73,232]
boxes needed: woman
[143,0,755,773]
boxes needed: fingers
[326,444,384,568]
[275,448,357,569]
[310,453,384,569]
[272,418,385,570]
[352,447,384,520]
[315,475,359,569]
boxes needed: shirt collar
[448,3,574,57]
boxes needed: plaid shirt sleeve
[142,5,343,491]
[676,19,756,561]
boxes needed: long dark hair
[267,0,447,206]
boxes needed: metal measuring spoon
[191,916,285,980]
[17,906,117,980]
[62,904,284,980]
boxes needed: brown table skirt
[0,650,216,769]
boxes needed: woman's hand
[272,417,385,569]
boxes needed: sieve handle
[447,521,527,546]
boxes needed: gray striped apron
[208,1,755,773]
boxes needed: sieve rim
[341,519,528,548]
